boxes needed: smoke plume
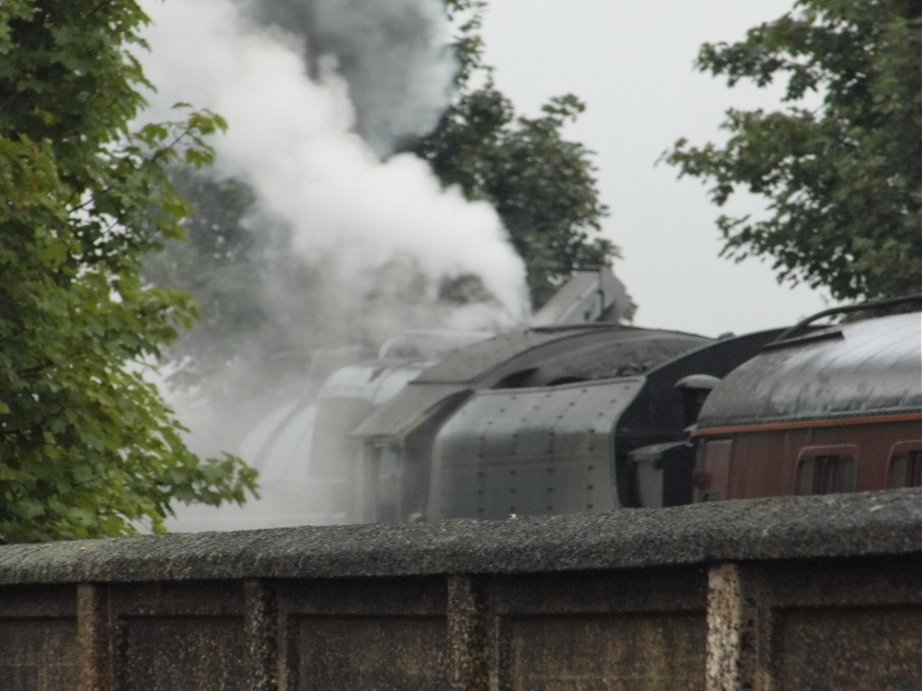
[141,0,526,334]
[136,0,529,528]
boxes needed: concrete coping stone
[0,489,919,585]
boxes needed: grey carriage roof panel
[697,312,922,429]
[350,383,469,440]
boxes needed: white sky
[482,0,832,337]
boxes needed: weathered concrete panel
[0,619,79,691]
[293,616,447,690]
[497,569,706,614]
[505,613,705,690]
[774,607,922,690]
[276,576,446,617]
[116,616,246,691]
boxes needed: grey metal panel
[430,378,646,519]
[414,328,601,384]
[529,269,629,326]
[697,312,922,428]
[530,334,708,383]
[354,328,707,445]
[350,383,469,440]
[416,327,707,385]
[317,362,429,406]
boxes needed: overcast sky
[481,0,831,337]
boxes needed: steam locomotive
[302,274,921,523]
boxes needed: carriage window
[888,443,922,488]
[796,447,856,495]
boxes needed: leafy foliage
[144,168,355,396]
[409,0,616,306]
[143,170,277,391]
[0,1,257,541]
[665,0,922,301]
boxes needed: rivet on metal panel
[586,503,594,509]
[587,485,594,490]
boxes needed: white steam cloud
[136,0,530,530]
[140,0,527,325]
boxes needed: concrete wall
[0,489,919,690]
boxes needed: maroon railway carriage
[691,306,922,501]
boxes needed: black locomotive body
[303,283,922,524]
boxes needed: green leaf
[0,0,258,543]
[664,0,922,301]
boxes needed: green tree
[142,170,279,392]
[0,1,257,541]
[665,0,922,301]
[143,169,352,397]
[408,0,617,306]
